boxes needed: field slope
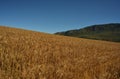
[0,26,120,79]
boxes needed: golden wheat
[0,26,120,79]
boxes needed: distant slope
[0,26,120,79]
[55,23,120,42]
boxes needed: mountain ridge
[55,23,120,42]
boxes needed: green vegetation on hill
[55,23,120,42]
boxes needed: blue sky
[0,0,120,33]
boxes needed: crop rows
[0,26,120,79]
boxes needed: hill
[0,26,120,79]
[55,23,120,42]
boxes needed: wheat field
[0,26,120,79]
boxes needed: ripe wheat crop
[0,26,120,79]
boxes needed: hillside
[0,26,120,79]
[55,23,120,42]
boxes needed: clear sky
[0,0,120,33]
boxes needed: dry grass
[0,26,120,79]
